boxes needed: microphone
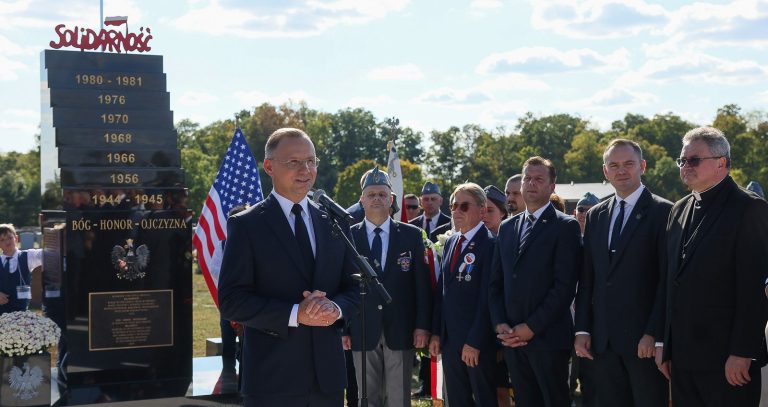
[313,189,354,222]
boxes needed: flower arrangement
[0,311,61,357]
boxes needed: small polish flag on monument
[104,16,128,26]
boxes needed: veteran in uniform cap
[343,167,432,407]
[483,185,508,236]
[410,182,451,243]
[574,192,599,235]
[747,181,765,199]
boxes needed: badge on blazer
[467,241,476,251]
[464,253,475,264]
[397,251,412,271]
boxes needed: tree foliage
[5,102,768,226]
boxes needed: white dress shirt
[364,218,391,270]
[607,185,645,249]
[272,191,342,327]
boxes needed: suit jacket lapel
[609,189,651,272]
[594,201,612,270]
[677,178,735,275]
[262,195,311,285]
[509,215,523,268]
[384,221,400,277]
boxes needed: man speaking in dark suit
[218,128,360,407]
[343,167,431,407]
[657,126,768,406]
[574,139,671,406]
[488,156,582,407]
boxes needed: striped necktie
[518,214,536,252]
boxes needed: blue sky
[2,0,767,153]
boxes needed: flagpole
[100,0,103,29]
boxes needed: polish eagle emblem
[8,362,43,400]
[111,238,150,281]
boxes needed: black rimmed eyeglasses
[675,156,722,168]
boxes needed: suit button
[377,305,383,310]
[607,282,613,287]
[512,274,517,279]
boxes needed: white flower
[0,311,60,357]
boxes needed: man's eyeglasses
[405,205,420,210]
[271,157,320,170]
[675,156,721,168]
[450,201,474,212]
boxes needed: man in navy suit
[574,139,671,406]
[429,182,496,406]
[343,167,431,407]
[218,128,360,407]
[488,156,582,407]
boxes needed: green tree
[515,113,587,178]
[712,104,747,139]
[563,130,605,182]
[334,159,377,207]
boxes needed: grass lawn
[192,268,221,357]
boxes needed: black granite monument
[40,49,192,404]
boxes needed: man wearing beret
[344,167,432,407]
[410,181,451,243]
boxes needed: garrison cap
[361,166,391,190]
[747,181,765,198]
[577,192,599,207]
[484,185,506,209]
[421,181,440,195]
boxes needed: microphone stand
[327,214,391,407]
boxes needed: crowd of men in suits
[217,125,768,407]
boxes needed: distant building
[554,182,614,213]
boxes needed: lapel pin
[542,219,548,224]
[636,214,642,220]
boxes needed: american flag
[193,128,263,306]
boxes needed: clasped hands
[297,290,339,327]
[496,323,534,348]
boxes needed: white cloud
[414,87,493,106]
[0,55,25,80]
[624,54,767,85]
[562,86,657,110]
[479,73,551,91]
[169,0,409,38]
[177,91,219,107]
[530,0,668,39]
[478,101,528,125]
[759,91,768,103]
[663,0,768,49]
[233,89,315,106]
[365,64,423,81]
[344,95,395,108]
[476,47,630,75]
[471,0,503,10]
[0,109,37,134]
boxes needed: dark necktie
[449,235,466,275]
[291,204,315,272]
[518,214,536,252]
[609,200,626,256]
[370,227,383,271]
[424,218,431,236]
